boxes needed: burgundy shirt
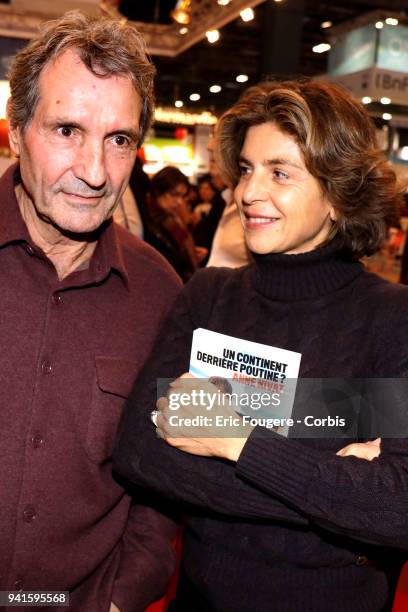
[0,165,182,611]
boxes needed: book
[189,328,302,435]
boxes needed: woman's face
[157,182,188,214]
[234,122,335,255]
[198,181,215,202]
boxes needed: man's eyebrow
[47,118,140,142]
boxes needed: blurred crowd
[115,149,249,281]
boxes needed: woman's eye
[274,170,289,180]
[239,165,251,176]
[57,126,73,137]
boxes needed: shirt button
[14,579,24,591]
[23,506,37,523]
[31,433,45,449]
[355,555,368,566]
[52,292,63,305]
[41,361,53,375]
[25,244,34,255]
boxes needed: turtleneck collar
[251,243,364,301]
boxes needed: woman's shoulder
[358,269,408,306]
[185,264,252,293]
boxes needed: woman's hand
[154,373,253,462]
[336,438,381,461]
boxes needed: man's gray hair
[7,10,155,145]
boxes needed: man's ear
[6,98,21,157]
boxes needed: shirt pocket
[86,356,138,464]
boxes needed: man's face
[8,49,142,235]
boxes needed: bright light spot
[0,80,10,120]
[179,27,188,35]
[321,21,332,29]
[206,30,220,43]
[236,74,249,83]
[240,8,255,22]
[175,100,183,108]
[189,93,201,102]
[312,43,331,53]
[382,113,392,121]
[380,97,391,105]
[375,21,384,29]
[209,85,222,93]
[217,0,231,5]
[400,146,408,161]
[385,17,399,26]
[362,96,372,104]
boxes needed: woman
[144,166,205,281]
[193,175,226,251]
[114,81,408,611]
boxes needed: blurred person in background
[192,174,226,253]
[144,166,206,281]
[193,175,220,224]
[206,133,250,268]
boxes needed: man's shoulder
[114,222,181,287]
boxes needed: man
[1,11,181,611]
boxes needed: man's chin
[49,213,112,241]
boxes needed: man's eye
[57,126,73,137]
[113,135,129,147]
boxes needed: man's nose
[73,140,107,189]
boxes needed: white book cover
[189,328,302,433]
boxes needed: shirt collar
[0,162,129,289]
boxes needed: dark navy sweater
[114,245,408,612]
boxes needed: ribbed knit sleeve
[113,268,307,525]
[236,419,408,549]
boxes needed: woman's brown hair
[217,80,403,257]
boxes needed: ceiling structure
[0,0,407,116]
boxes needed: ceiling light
[179,27,188,35]
[380,97,391,104]
[312,43,331,53]
[209,85,222,93]
[206,30,220,44]
[321,21,332,29]
[375,21,384,29]
[240,8,255,22]
[236,74,249,83]
[385,17,399,26]
[362,96,372,104]
[189,93,201,102]
[382,113,392,121]
[171,0,191,25]
[175,100,184,108]
[217,0,231,5]
[400,146,408,161]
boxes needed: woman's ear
[328,202,337,223]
